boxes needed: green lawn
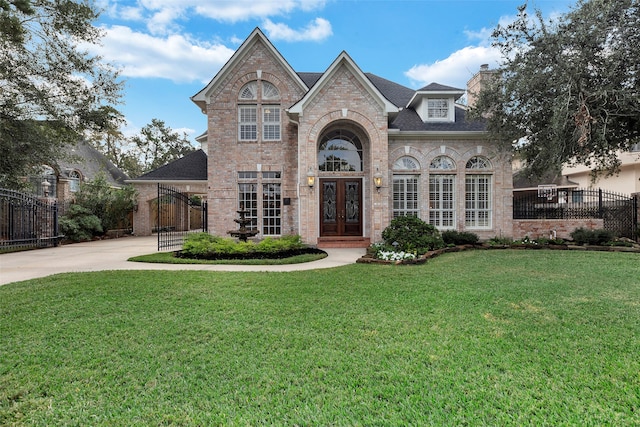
[1,250,639,425]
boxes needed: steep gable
[191,28,307,112]
[288,52,398,117]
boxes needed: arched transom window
[237,80,281,141]
[318,129,363,172]
[466,156,491,170]
[393,156,420,170]
[430,155,456,170]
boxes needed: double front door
[320,178,362,236]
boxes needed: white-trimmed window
[238,80,280,142]
[238,106,257,141]
[465,156,492,228]
[393,176,419,217]
[238,171,282,236]
[428,156,456,228]
[68,170,81,192]
[427,98,449,120]
[262,106,280,141]
[262,173,281,235]
[429,175,455,228]
[392,156,420,218]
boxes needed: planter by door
[320,178,362,236]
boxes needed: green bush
[381,215,444,254]
[180,233,307,259]
[59,205,103,241]
[570,227,615,245]
[441,230,480,245]
[74,174,136,233]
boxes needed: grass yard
[1,250,639,425]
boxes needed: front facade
[191,28,513,246]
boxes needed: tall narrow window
[238,106,257,141]
[262,106,280,141]
[393,176,419,217]
[429,156,455,228]
[465,156,492,228]
[262,171,281,235]
[429,175,455,228]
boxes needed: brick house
[133,28,513,247]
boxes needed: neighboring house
[28,140,129,202]
[562,144,640,195]
[132,28,513,246]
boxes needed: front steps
[317,236,371,248]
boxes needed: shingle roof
[59,141,129,186]
[135,149,207,181]
[418,82,465,92]
[391,106,486,132]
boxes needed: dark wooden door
[320,178,362,236]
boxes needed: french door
[320,178,362,236]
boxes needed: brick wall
[513,219,604,240]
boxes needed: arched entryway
[317,123,368,238]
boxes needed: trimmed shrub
[381,215,444,254]
[179,233,311,259]
[441,230,480,246]
[570,227,615,245]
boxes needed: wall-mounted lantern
[373,168,383,191]
[307,167,315,188]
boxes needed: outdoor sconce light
[307,168,315,188]
[373,168,383,191]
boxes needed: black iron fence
[514,188,638,239]
[0,188,60,251]
[157,184,208,251]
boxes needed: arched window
[69,170,82,192]
[430,156,456,170]
[318,129,363,172]
[465,156,492,228]
[237,80,281,141]
[428,156,456,229]
[392,156,420,217]
[393,156,420,171]
[466,156,491,170]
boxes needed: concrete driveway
[0,236,365,286]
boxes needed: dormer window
[427,99,449,120]
[406,83,464,123]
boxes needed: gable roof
[406,82,466,110]
[288,51,398,116]
[131,149,207,182]
[191,28,307,112]
[390,106,486,133]
[59,141,129,186]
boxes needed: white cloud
[262,17,332,42]
[194,0,326,23]
[91,25,235,83]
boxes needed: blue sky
[91,0,575,146]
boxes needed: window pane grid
[239,106,257,141]
[429,175,455,228]
[262,106,280,140]
[465,174,492,228]
[428,99,448,119]
[262,183,281,235]
[393,176,419,218]
[238,183,258,230]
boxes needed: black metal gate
[0,188,60,251]
[157,184,208,251]
[514,188,638,239]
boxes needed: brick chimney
[466,64,497,109]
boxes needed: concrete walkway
[0,236,366,286]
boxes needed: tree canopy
[0,0,123,188]
[125,119,195,178]
[472,0,640,178]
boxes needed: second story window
[238,80,281,142]
[427,99,449,120]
